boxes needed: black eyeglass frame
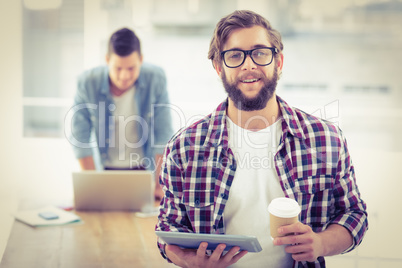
[220,47,278,68]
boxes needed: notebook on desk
[72,170,154,211]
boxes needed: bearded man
[156,10,368,268]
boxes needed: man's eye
[229,53,242,59]
[254,52,267,57]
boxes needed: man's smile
[241,78,260,83]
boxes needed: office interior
[0,0,401,267]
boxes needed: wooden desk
[0,206,174,268]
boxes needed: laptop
[72,170,154,211]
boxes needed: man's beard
[222,67,278,111]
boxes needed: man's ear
[105,54,110,64]
[213,60,223,77]
[277,53,284,72]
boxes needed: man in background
[69,28,173,200]
[156,10,368,267]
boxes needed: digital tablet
[155,231,262,252]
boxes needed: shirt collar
[100,66,110,95]
[135,66,146,91]
[205,96,306,148]
[277,96,306,140]
[204,99,229,148]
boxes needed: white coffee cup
[268,197,301,239]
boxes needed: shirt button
[195,199,200,206]
[284,183,289,190]
[108,104,116,111]
[220,193,226,198]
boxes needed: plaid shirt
[156,96,368,268]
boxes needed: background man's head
[107,27,141,57]
[106,28,143,94]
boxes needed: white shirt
[224,116,294,268]
[104,86,145,168]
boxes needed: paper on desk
[134,205,160,218]
[14,205,82,227]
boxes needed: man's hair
[107,28,141,57]
[208,10,283,66]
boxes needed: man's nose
[241,55,257,70]
[120,69,131,80]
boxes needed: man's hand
[154,184,164,202]
[154,153,164,202]
[273,222,323,262]
[78,156,95,170]
[165,242,248,268]
[273,222,353,263]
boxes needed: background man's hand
[154,184,164,201]
[165,242,248,268]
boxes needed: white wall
[0,0,23,201]
[0,0,23,258]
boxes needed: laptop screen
[72,171,154,211]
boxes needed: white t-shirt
[224,116,294,268]
[103,86,145,168]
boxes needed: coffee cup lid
[268,197,301,218]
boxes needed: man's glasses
[220,47,278,68]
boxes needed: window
[22,0,84,137]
